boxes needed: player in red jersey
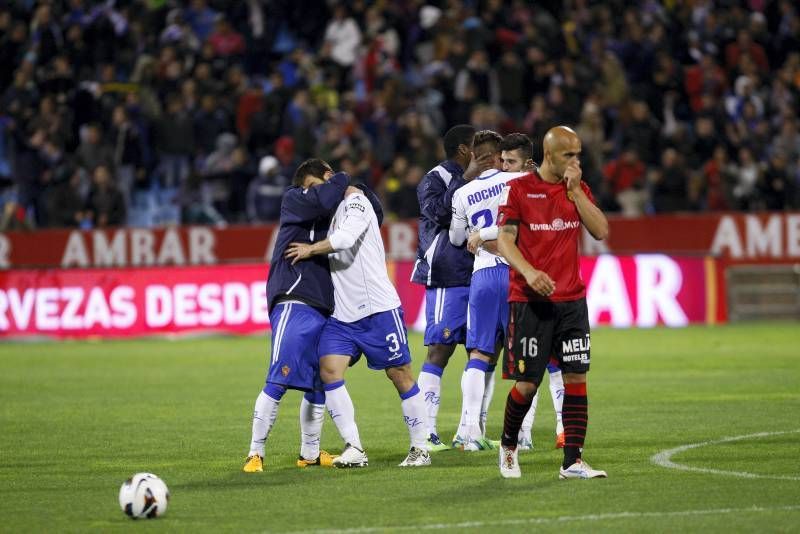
[495,126,609,480]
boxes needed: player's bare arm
[467,230,499,255]
[497,223,555,297]
[285,240,335,264]
[564,161,609,241]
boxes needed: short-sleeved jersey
[497,170,596,303]
[328,192,401,323]
[450,169,527,272]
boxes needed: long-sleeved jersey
[327,190,400,322]
[266,172,348,313]
[449,169,527,272]
[411,160,473,287]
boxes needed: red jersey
[497,170,595,303]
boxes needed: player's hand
[524,268,555,297]
[463,152,495,181]
[467,231,483,254]
[564,160,582,192]
[285,242,313,265]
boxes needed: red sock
[501,385,533,448]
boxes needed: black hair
[443,124,476,159]
[473,130,502,156]
[500,133,534,161]
[293,158,333,186]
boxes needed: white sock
[248,391,281,457]
[519,391,539,438]
[456,370,468,438]
[549,370,565,434]
[418,365,443,436]
[459,367,486,440]
[299,397,324,460]
[400,385,428,449]
[480,367,496,437]
[325,382,362,449]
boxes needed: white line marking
[287,505,800,534]
[652,430,800,481]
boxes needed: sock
[548,366,565,434]
[418,362,443,436]
[324,380,362,450]
[399,384,428,449]
[480,364,496,437]
[459,359,489,440]
[501,385,534,448]
[519,391,539,438]
[299,391,325,461]
[562,382,588,468]
[248,385,284,457]
[455,369,468,439]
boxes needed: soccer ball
[118,473,170,519]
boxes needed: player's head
[293,158,333,187]
[443,124,476,163]
[473,130,503,170]
[500,133,534,172]
[542,126,581,180]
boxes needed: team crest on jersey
[443,328,451,339]
[518,360,525,373]
[281,365,290,377]
[499,186,510,205]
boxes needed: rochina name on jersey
[467,183,506,206]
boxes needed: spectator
[247,155,287,223]
[85,164,126,227]
[651,148,690,213]
[702,145,736,211]
[603,147,647,216]
[45,167,88,228]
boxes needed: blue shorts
[423,286,469,346]
[266,302,326,391]
[467,265,509,355]
[318,308,412,370]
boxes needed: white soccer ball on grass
[118,473,170,519]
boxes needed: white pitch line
[286,505,800,534]
[651,429,800,481]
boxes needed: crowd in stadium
[0,0,798,230]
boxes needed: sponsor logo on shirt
[527,193,547,199]
[346,202,365,213]
[529,218,581,231]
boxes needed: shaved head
[543,126,579,154]
[540,126,581,183]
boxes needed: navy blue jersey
[266,172,349,313]
[411,160,473,287]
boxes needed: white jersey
[327,192,401,322]
[450,170,526,272]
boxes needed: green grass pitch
[1,323,799,532]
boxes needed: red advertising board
[0,212,797,269]
[0,255,720,339]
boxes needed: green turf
[1,323,799,533]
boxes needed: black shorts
[503,298,591,384]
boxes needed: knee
[386,365,415,392]
[514,381,537,400]
[426,344,455,367]
[319,365,343,385]
[562,373,587,385]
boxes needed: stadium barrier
[0,212,798,269]
[0,255,721,339]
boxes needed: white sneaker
[462,436,493,451]
[499,445,521,478]
[559,459,607,479]
[398,446,431,467]
[332,444,368,468]
[518,434,533,451]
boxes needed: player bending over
[243,159,350,473]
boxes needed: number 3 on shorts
[386,333,400,353]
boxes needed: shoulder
[344,193,371,214]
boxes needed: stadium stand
[0,0,798,229]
